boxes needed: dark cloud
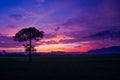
[44,33,56,39]
[0,35,25,48]
[0,33,3,36]
[9,14,23,20]
[60,39,77,44]
[35,40,59,46]
[7,25,17,28]
[89,27,120,40]
[58,31,87,44]
[54,26,60,31]
[41,41,58,45]
[61,17,83,27]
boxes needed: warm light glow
[36,43,80,52]
[41,35,74,42]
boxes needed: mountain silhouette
[87,46,120,55]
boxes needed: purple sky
[0,0,120,52]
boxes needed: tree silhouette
[13,27,44,62]
[23,44,36,52]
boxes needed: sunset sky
[0,0,120,52]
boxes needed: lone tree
[13,27,44,62]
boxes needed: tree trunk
[29,39,32,62]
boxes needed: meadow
[0,55,120,80]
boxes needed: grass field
[0,55,120,80]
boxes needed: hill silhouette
[87,46,120,55]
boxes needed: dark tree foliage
[13,27,44,62]
[23,44,36,52]
[14,27,44,42]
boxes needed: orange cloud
[41,35,74,42]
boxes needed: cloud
[41,35,74,43]
[36,0,45,3]
[54,26,61,31]
[0,35,16,48]
[89,28,120,40]
[7,25,18,28]
[0,33,3,36]
[9,14,23,21]
[44,33,56,39]
[0,34,27,48]
[36,0,45,7]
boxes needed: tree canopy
[14,27,44,42]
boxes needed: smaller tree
[14,27,44,62]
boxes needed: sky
[0,0,120,53]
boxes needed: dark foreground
[0,55,120,80]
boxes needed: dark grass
[0,55,120,80]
